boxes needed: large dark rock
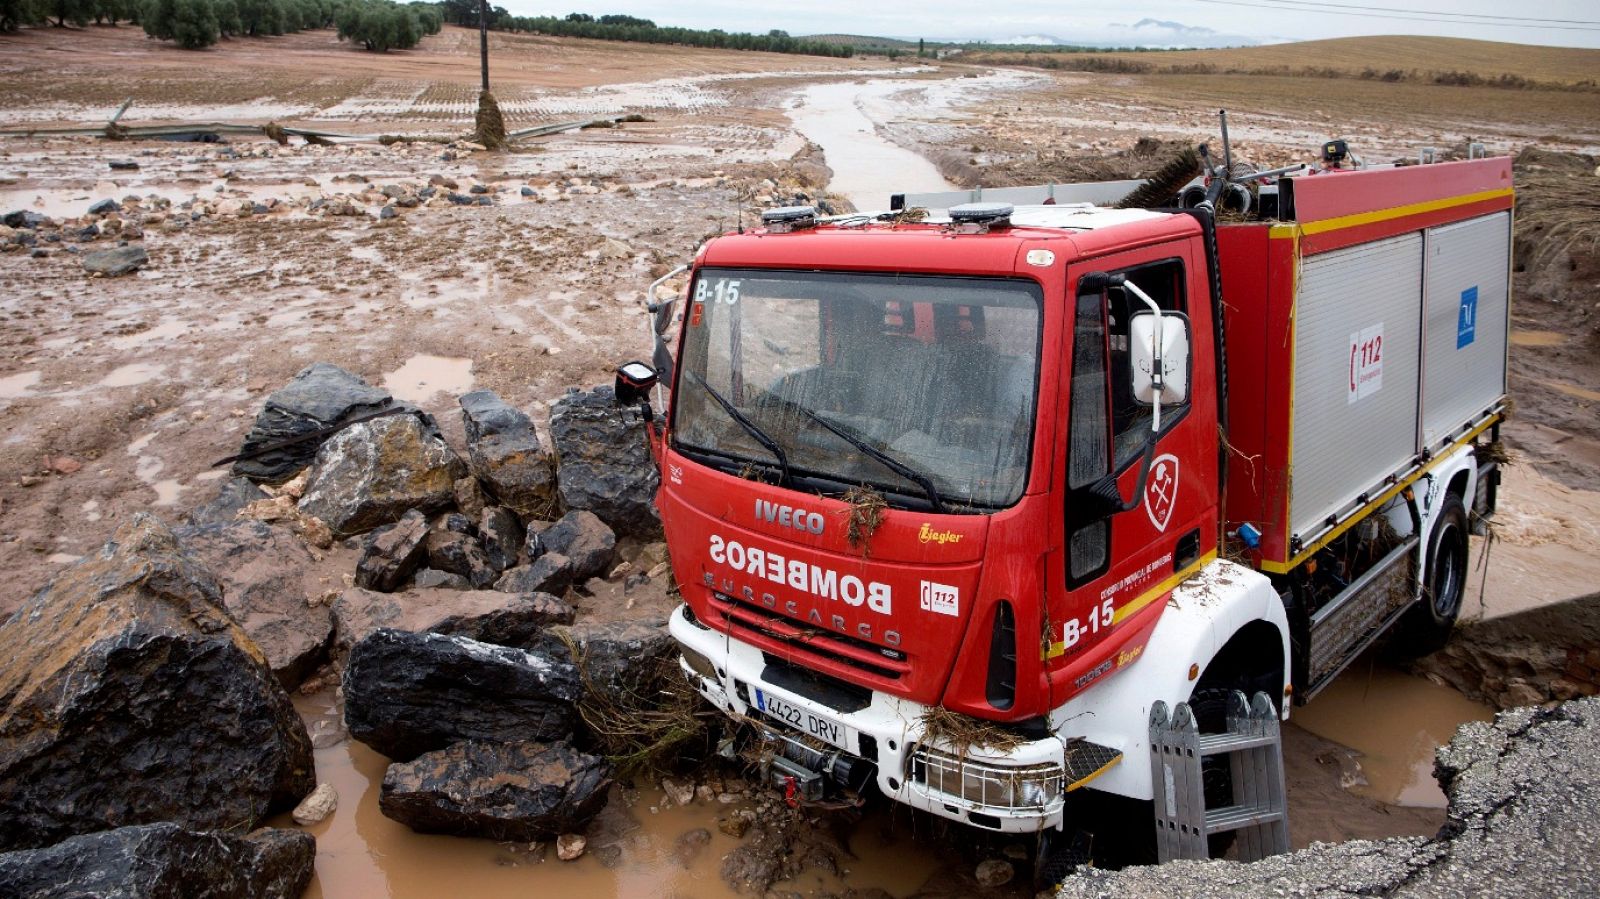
[298,413,466,537]
[380,740,611,841]
[343,629,581,760]
[426,527,497,589]
[537,620,675,697]
[353,509,430,592]
[494,553,572,596]
[0,823,315,899]
[0,515,315,852]
[531,509,616,581]
[184,476,267,526]
[231,362,395,484]
[459,390,557,518]
[81,244,147,276]
[413,568,470,589]
[479,506,524,572]
[331,586,574,652]
[173,519,334,688]
[549,385,661,537]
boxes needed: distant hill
[969,36,1600,88]
[802,34,920,51]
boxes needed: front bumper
[669,603,1068,832]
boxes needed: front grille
[708,591,908,682]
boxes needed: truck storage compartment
[1420,211,1511,448]
[1216,157,1513,572]
[1291,233,1423,539]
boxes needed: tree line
[1,0,442,51]
[431,6,855,58]
[2,4,858,58]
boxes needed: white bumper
[669,604,1067,833]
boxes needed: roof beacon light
[761,205,818,233]
[948,202,1013,233]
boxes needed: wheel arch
[1053,559,1290,802]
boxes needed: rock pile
[0,823,315,899]
[0,362,680,880]
[0,515,317,892]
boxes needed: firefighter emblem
[1144,454,1179,533]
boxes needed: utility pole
[478,0,490,92]
[471,0,506,149]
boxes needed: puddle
[99,362,165,387]
[0,370,42,398]
[109,319,189,350]
[382,355,474,404]
[282,692,963,899]
[788,80,955,213]
[1510,330,1566,347]
[1292,664,1494,808]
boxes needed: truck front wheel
[1394,491,1468,657]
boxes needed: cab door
[1043,240,1220,704]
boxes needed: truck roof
[700,205,1199,275]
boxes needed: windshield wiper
[757,391,945,513]
[684,371,790,486]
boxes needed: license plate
[754,689,851,751]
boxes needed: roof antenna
[1219,109,1234,179]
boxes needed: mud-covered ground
[2,23,1599,897]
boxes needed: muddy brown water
[1292,665,1494,808]
[281,692,948,899]
[284,658,1491,897]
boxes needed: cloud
[1105,17,1258,48]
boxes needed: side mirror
[614,361,658,407]
[651,297,678,336]
[1130,312,1190,406]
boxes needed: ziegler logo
[917,524,963,545]
[754,499,825,535]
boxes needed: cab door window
[1064,258,1188,587]
[1107,260,1188,465]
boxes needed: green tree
[170,0,216,45]
[142,0,216,46]
[236,0,283,34]
[2,0,43,30]
[337,0,420,51]
[47,0,90,26]
[213,0,240,35]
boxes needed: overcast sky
[499,1,1600,49]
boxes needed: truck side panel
[1291,233,1425,539]
[1420,212,1512,447]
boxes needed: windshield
[671,268,1043,510]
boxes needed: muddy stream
[278,73,1495,896]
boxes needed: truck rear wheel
[1393,492,1468,657]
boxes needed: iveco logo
[754,499,825,535]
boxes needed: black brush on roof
[1115,146,1203,210]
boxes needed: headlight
[910,745,1064,812]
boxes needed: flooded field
[4,21,1599,899]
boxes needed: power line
[1229,0,1600,25]
[1191,0,1600,31]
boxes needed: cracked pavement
[1056,698,1600,898]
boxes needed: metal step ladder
[1148,690,1290,863]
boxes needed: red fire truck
[615,148,1511,866]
